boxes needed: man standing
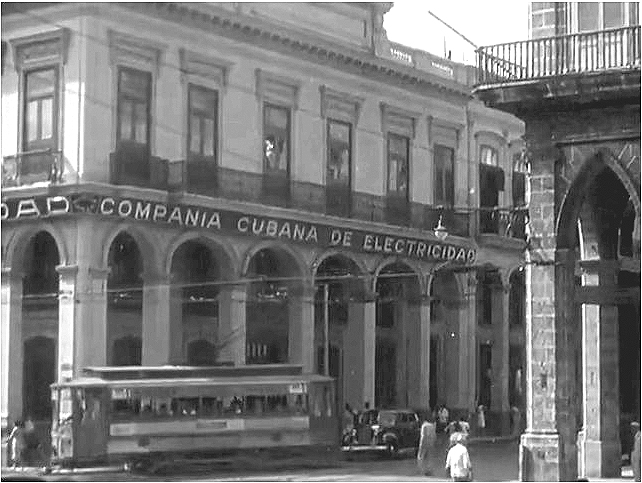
[445,432,473,481]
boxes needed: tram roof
[52,373,334,389]
[81,364,306,380]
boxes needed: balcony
[108,153,529,242]
[475,25,641,111]
[2,149,64,187]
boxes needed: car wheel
[385,441,399,459]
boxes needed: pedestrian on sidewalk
[476,405,486,437]
[7,419,26,470]
[445,432,473,482]
[417,418,436,476]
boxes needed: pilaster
[492,279,511,434]
[1,267,23,431]
[218,285,246,366]
[344,290,376,409]
[288,284,315,373]
[457,272,477,412]
[142,272,171,365]
[56,264,78,380]
[416,295,431,410]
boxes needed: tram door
[73,387,108,461]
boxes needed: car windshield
[378,411,397,426]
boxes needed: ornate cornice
[117,2,471,100]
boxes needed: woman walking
[417,419,436,476]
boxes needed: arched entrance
[313,255,365,411]
[107,232,143,365]
[170,240,222,365]
[558,159,641,477]
[21,231,59,421]
[245,247,303,364]
[375,262,421,409]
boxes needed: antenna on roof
[428,10,478,49]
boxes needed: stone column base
[578,436,622,479]
[519,432,561,481]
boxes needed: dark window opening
[23,67,58,152]
[434,144,454,207]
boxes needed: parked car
[341,408,421,457]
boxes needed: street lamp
[434,214,448,241]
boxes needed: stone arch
[165,232,238,280]
[101,222,160,275]
[372,257,424,298]
[312,250,370,295]
[241,240,308,281]
[557,150,640,250]
[4,222,68,270]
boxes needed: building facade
[1,2,526,435]
[476,1,640,480]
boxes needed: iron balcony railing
[477,25,641,85]
[2,149,64,187]
[108,153,529,242]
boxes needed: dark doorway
[187,339,218,366]
[479,342,492,409]
[112,336,142,366]
[23,336,56,420]
[375,338,396,409]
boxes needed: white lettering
[100,198,115,215]
[252,219,264,235]
[153,204,167,221]
[167,207,183,225]
[266,220,278,237]
[305,226,318,243]
[16,199,41,218]
[363,234,374,250]
[343,231,352,247]
[293,224,305,241]
[467,250,477,263]
[446,246,457,260]
[394,239,404,253]
[117,200,133,217]
[406,240,416,256]
[416,243,426,257]
[0,203,8,220]
[185,208,199,227]
[206,213,221,229]
[134,202,151,220]
[278,222,291,239]
[455,248,467,262]
[374,236,383,252]
[329,229,342,246]
[47,196,70,215]
[383,237,393,253]
[431,245,442,258]
[237,217,249,232]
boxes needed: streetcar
[49,364,337,469]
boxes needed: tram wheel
[385,441,399,459]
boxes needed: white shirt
[445,442,472,479]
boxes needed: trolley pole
[323,283,330,377]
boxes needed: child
[445,432,473,481]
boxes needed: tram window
[246,395,266,415]
[171,397,199,417]
[223,396,245,416]
[201,397,223,417]
[111,397,141,419]
[60,388,73,420]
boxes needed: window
[434,145,454,206]
[117,67,151,148]
[327,120,351,186]
[387,133,409,196]
[23,67,58,151]
[263,104,290,174]
[188,85,218,160]
[604,2,625,28]
[577,2,630,31]
[480,145,498,166]
[578,3,600,31]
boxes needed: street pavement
[1,438,635,482]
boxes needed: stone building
[1,2,526,436]
[476,1,640,480]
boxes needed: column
[579,260,621,478]
[343,290,376,409]
[456,272,476,413]
[491,280,511,434]
[217,286,246,366]
[142,273,171,365]
[1,268,23,432]
[396,295,408,408]
[288,284,315,373]
[56,265,78,381]
[416,295,431,410]
[79,268,108,368]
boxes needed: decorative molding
[10,28,70,71]
[474,129,507,146]
[380,102,421,138]
[179,48,233,89]
[108,29,165,73]
[319,85,364,124]
[255,68,300,108]
[56,264,79,278]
